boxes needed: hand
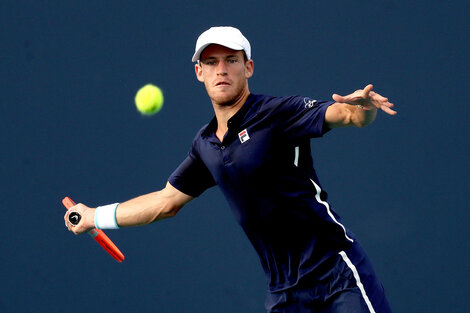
[332,84,397,116]
[64,203,95,235]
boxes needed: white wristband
[95,203,120,229]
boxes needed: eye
[228,58,238,64]
[202,59,216,65]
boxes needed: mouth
[215,81,230,87]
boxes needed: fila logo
[238,129,250,143]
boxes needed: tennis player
[65,26,396,312]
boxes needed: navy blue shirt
[169,94,355,291]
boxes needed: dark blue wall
[1,1,468,312]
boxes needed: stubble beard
[208,82,248,108]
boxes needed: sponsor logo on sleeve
[304,98,318,109]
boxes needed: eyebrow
[201,54,238,61]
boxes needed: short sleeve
[168,151,216,198]
[271,96,334,140]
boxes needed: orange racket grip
[62,197,125,262]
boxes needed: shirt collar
[201,93,255,138]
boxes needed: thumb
[332,93,344,103]
[362,84,373,98]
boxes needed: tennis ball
[135,84,164,115]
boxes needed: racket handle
[68,211,81,225]
[62,196,125,262]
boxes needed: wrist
[357,104,375,111]
[84,208,96,230]
[94,203,120,229]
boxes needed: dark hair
[198,49,249,64]
[241,50,249,63]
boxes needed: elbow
[166,206,180,218]
[145,202,181,224]
[160,203,181,219]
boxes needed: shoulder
[250,94,304,111]
[252,94,326,116]
[250,93,302,105]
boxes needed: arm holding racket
[64,182,193,232]
[110,182,193,227]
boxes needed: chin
[210,92,238,106]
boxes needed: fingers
[64,210,76,232]
[333,85,371,104]
[375,97,397,115]
[370,91,388,102]
[64,207,73,227]
[64,203,94,235]
[332,93,345,103]
[333,85,397,115]
[381,104,397,115]
[362,84,373,98]
[332,93,362,104]
[64,204,82,233]
[65,216,83,234]
[370,90,397,115]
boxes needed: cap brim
[192,41,244,62]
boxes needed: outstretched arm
[64,182,194,235]
[325,84,396,129]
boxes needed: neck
[212,88,250,142]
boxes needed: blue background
[1,1,469,312]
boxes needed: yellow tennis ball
[135,84,164,115]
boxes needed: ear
[195,63,204,82]
[245,59,254,79]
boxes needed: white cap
[192,26,251,62]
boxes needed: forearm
[115,190,180,227]
[78,191,177,231]
[70,182,191,234]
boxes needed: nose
[216,61,227,76]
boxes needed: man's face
[195,44,254,106]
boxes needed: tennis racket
[63,196,125,262]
